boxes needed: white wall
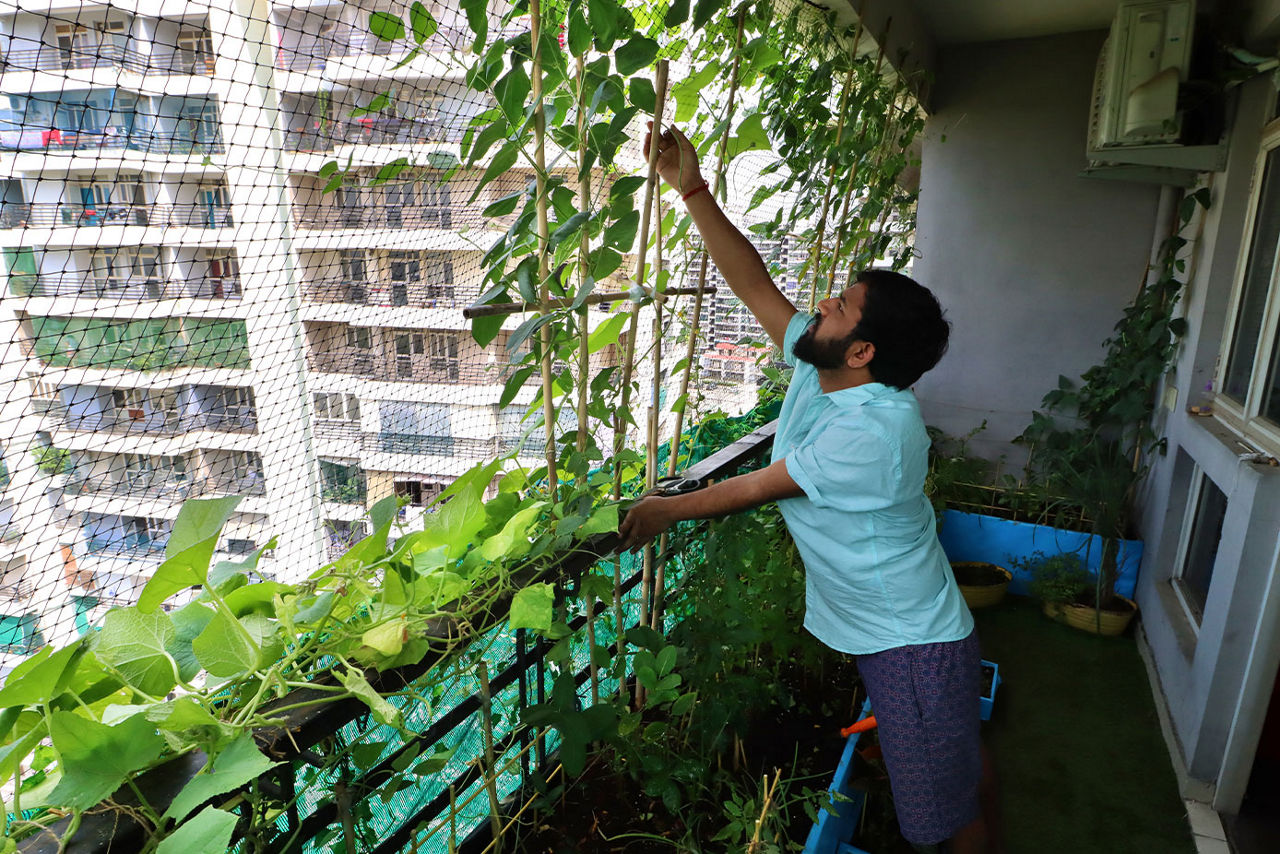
[910,31,1161,465]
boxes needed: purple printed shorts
[855,630,982,845]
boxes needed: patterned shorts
[855,630,982,845]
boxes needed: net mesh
[0,0,918,847]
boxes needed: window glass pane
[1179,474,1228,623]
[1224,147,1280,402]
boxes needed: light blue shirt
[772,312,973,655]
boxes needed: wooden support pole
[530,0,557,497]
[477,661,504,854]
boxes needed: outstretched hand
[644,122,705,196]
[618,495,674,552]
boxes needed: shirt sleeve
[781,312,814,368]
[784,418,902,512]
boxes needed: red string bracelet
[682,183,708,201]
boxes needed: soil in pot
[952,562,1013,609]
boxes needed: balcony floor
[972,598,1197,853]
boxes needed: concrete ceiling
[906,0,1122,45]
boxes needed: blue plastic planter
[938,510,1143,599]
[803,700,873,854]
[980,659,1001,722]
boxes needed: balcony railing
[84,538,168,559]
[0,202,233,229]
[292,203,485,231]
[2,129,224,155]
[0,525,23,546]
[55,410,256,435]
[0,580,33,600]
[1,46,216,75]
[274,28,468,71]
[307,351,516,385]
[305,277,465,309]
[282,117,465,152]
[65,472,266,500]
[12,274,242,300]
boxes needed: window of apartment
[421,181,452,227]
[345,326,372,350]
[177,101,220,146]
[389,252,420,307]
[214,386,255,415]
[394,330,425,377]
[111,388,147,417]
[91,247,162,292]
[385,182,414,227]
[225,538,256,555]
[427,333,460,380]
[337,186,364,226]
[1219,123,1280,450]
[227,451,264,483]
[340,250,367,283]
[176,28,214,73]
[1174,470,1229,625]
[424,256,454,300]
[394,479,446,507]
[314,392,360,421]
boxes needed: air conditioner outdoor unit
[1084,0,1226,180]
[1090,0,1194,150]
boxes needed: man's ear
[845,340,874,370]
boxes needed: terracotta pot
[951,562,1013,609]
[1042,596,1138,636]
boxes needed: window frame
[1170,466,1229,631]
[1215,116,1280,452]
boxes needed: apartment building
[0,0,625,672]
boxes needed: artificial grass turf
[972,597,1196,853]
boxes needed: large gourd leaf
[192,609,261,678]
[163,734,278,822]
[0,641,87,709]
[156,806,238,854]
[47,711,164,810]
[139,496,241,612]
[90,608,179,697]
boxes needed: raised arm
[648,124,797,351]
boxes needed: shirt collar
[823,381,896,407]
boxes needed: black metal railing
[54,411,257,436]
[12,274,241,300]
[1,46,216,75]
[307,352,516,385]
[14,418,779,854]
[0,202,232,229]
[292,203,487,230]
[305,277,467,309]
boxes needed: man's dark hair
[851,270,950,389]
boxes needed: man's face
[792,283,867,369]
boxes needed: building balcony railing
[11,274,242,301]
[0,202,233,229]
[307,351,515,385]
[54,410,257,436]
[274,28,468,71]
[0,46,216,76]
[0,524,23,546]
[0,129,224,155]
[0,580,34,601]
[84,538,168,559]
[282,117,464,152]
[292,203,485,231]
[65,472,266,500]
[305,277,466,309]
[314,420,361,441]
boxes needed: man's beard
[792,315,857,370]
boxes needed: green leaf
[466,118,510,165]
[350,93,391,117]
[48,711,164,810]
[471,142,520,203]
[726,112,770,160]
[505,314,552,356]
[509,583,555,633]
[578,504,619,536]
[224,582,292,618]
[670,64,716,123]
[146,697,225,734]
[628,77,655,113]
[140,496,241,612]
[567,0,591,56]
[587,0,622,51]
[418,478,489,561]
[603,210,639,251]
[373,158,410,184]
[164,735,278,823]
[408,2,439,43]
[336,665,399,725]
[587,312,629,353]
[361,619,408,658]
[479,501,548,561]
[0,721,47,784]
[664,0,690,27]
[168,602,214,683]
[192,608,260,679]
[495,63,531,125]
[549,211,591,249]
[0,641,86,709]
[369,11,406,42]
[589,246,623,280]
[614,37,658,75]
[459,0,488,52]
[499,365,536,408]
[156,807,238,854]
[91,608,178,696]
[692,0,722,30]
[483,190,523,218]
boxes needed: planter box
[804,700,873,854]
[938,510,1142,600]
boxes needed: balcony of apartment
[0,201,232,231]
[304,276,466,310]
[64,471,266,501]
[0,24,215,79]
[306,346,513,386]
[12,272,242,309]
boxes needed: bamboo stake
[806,65,857,311]
[641,190,665,644]
[747,771,783,853]
[477,661,504,853]
[448,785,457,854]
[462,286,713,318]
[612,61,669,708]
[650,12,748,633]
[843,17,893,283]
[574,48,600,708]
[529,0,557,497]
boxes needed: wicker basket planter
[1043,596,1138,636]
[952,561,1013,609]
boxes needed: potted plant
[1018,549,1135,636]
[950,561,1014,609]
